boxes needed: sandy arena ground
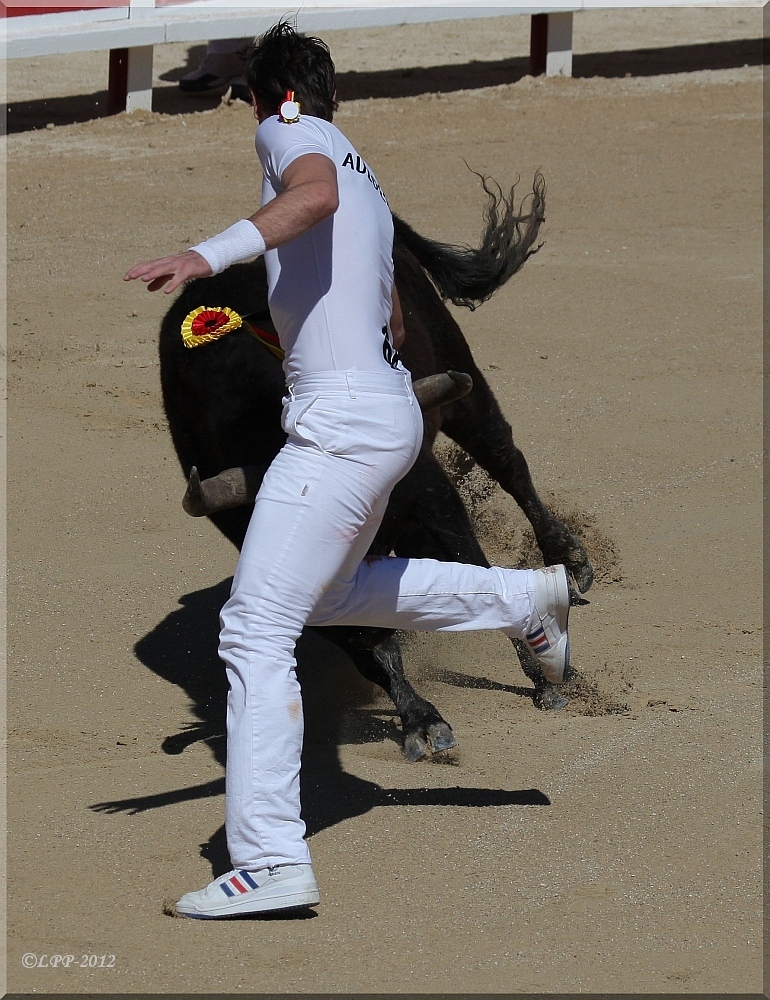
[4,7,764,996]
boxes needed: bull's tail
[393,170,546,310]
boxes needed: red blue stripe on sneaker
[526,626,550,654]
[220,871,259,897]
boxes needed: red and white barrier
[1,2,580,112]
[2,1,760,114]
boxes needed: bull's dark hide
[157,173,593,759]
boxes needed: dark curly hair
[245,20,338,121]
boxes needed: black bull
[158,173,593,761]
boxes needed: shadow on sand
[5,37,763,135]
[91,578,549,877]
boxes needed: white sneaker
[523,564,571,684]
[175,864,320,919]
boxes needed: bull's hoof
[539,528,594,594]
[534,685,570,711]
[427,722,458,753]
[404,732,430,762]
[556,545,594,594]
[403,721,457,761]
[533,661,579,711]
[571,557,595,595]
[512,637,571,711]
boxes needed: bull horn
[182,465,204,516]
[182,370,474,517]
[183,464,267,517]
[412,370,473,409]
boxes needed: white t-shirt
[255,114,398,381]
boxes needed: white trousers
[218,369,536,869]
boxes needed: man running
[125,20,574,919]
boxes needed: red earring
[279,90,301,123]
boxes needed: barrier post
[107,48,129,114]
[530,11,574,77]
[545,11,573,76]
[125,44,153,110]
[124,0,155,111]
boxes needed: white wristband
[189,219,267,275]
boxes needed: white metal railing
[2,4,580,111]
[2,1,762,113]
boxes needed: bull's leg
[384,452,574,711]
[510,638,571,711]
[321,626,457,761]
[383,451,493,567]
[439,386,594,594]
[314,456,490,757]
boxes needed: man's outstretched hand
[124,250,212,293]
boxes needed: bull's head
[183,370,472,517]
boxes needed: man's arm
[124,153,339,294]
[390,284,406,350]
[248,153,338,248]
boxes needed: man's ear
[251,91,269,122]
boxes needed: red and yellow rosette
[181,306,243,348]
